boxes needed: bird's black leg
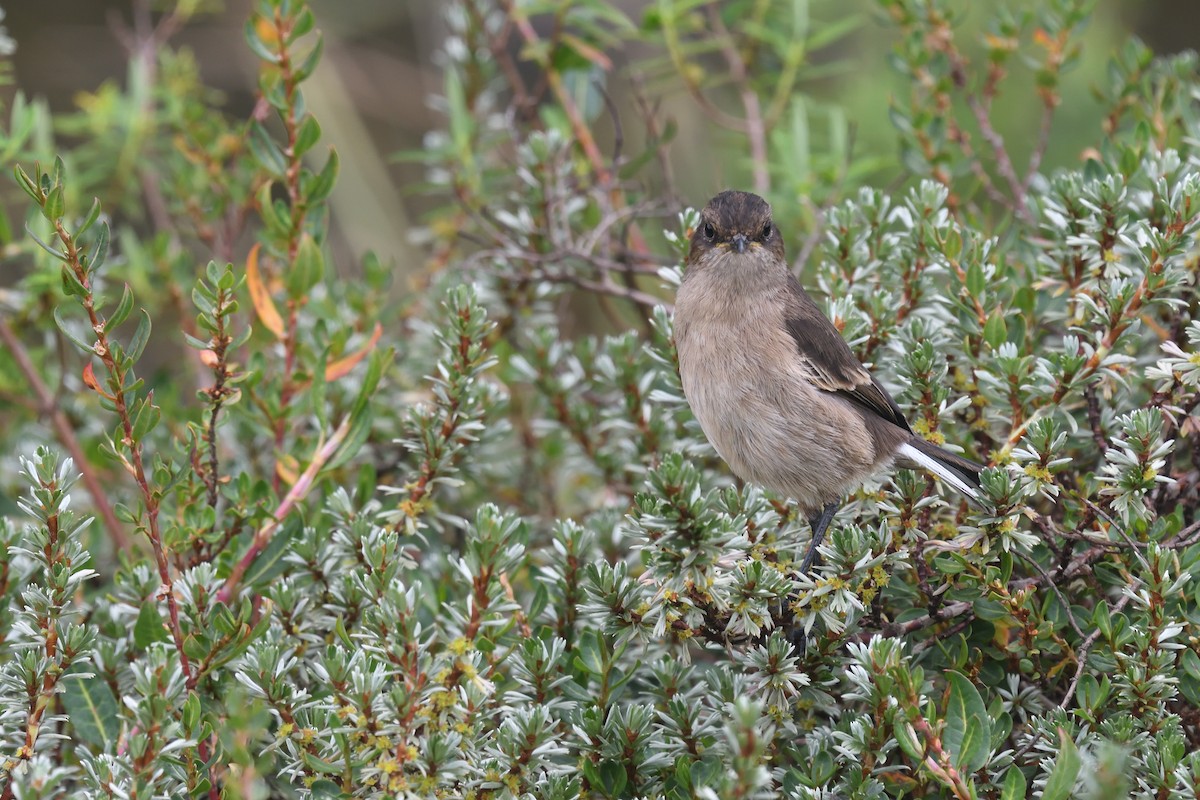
[800,501,840,575]
[788,501,840,655]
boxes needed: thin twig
[1022,101,1055,192]
[51,217,194,695]
[216,418,350,605]
[707,3,769,195]
[945,51,1033,225]
[1015,550,1085,639]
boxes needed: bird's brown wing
[782,274,913,434]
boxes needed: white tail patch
[898,442,980,502]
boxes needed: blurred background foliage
[0,0,1193,288]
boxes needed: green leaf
[1093,602,1111,640]
[106,283,134,332]
[14,163,40,201]
[60,264,90,299]
[1075,673,1101,714]
[295,115,321,156]
[893,718,924,762]
[290,8,316,41]
[256,182,289,236]
[301,751,342,775]
[182,691,202,733]
[293,35,325,82]
[88,222,110,273]
[597,760,627,797]
[943,670,991,773]
[966,262,985,298]
[983,309,1008,349]
[134,600,170,648]
[243,18,281,64]
[329,347,393,470]
[127,309,152,362]
[182,633,208,661]
[26,224,66,261]
[286,233,324,297]
[248,122,287,177]
[1041,729,1081,800]
[77,197,102,237]
[130,398,161,441]
[61,669,119,750]
[333,615,353,648]
[242,515,301,588]
[305,149,338,204]
[973,597,1008,622]
[1179,648,1200,705]
[42,183,64,222]
[53,306,95,354]
[999,765,1027,800]
[309,780,347,799]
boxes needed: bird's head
[688,190,785,266]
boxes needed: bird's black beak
[731,233,748,253]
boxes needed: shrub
[0,0,1198,798]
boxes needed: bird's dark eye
[702,222,716,240]
[761,222,772,239]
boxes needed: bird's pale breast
[674,279,882,512]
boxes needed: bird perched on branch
[673,190,983,580]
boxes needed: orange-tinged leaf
[246,244,285,339]
[325,323,383,381]
[255,17,279,47]
[82,362,108,397]
[275,454,300,487]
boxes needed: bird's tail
[897,438,984,505]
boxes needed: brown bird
[673,190,982,574]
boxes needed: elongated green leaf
[983,309,1008,349]
[26,224,66,261]
[1180,648,1200,705]
[293,35,324,82]
[62,670,119,750]
[943,670,991,773]
[966,262,985,298]
[53,306,95,354]
[328,347,393,470]
[14,163,40,201]
[893,718,924,762]
[248,122,287,177]
[1041,729,1081,800]
[127,309,152,362]
[88,222,110,273]
[105,284,134,332]
[42,183,64,222]
[242,515,301,588]
[243,18,281,64]
[134,599,170,648]
[304,149,338,204]
[286,233,324,298]
[294,115,321,157]
[60,264,90,299]
[77,197,102,236]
